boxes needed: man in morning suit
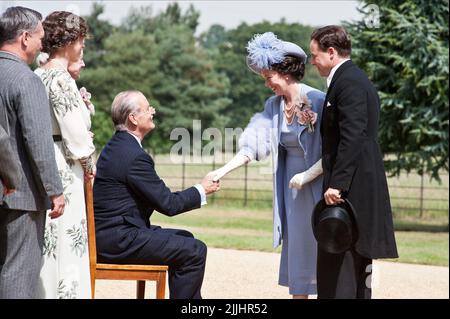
[309,25,398,299]
[0,6,65,298]
[93,90,220,299]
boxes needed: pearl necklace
[283,99,296,125]
[283,84,302,125]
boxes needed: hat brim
[312,198,358,254]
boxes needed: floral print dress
[34,68,95,299]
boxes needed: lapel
[321,60,354,134]
[325,60,353,101]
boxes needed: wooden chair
[84,179,168,299]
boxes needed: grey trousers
[0,207,45,298]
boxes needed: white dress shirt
[327,58,351,88]
[126,131,207,205]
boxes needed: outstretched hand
[202,172,220,195]
[209,168,227,182]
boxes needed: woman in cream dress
[34,11,95,299]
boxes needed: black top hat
[311,198,358,254]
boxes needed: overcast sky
[4,1,363,33]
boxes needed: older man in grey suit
[0,6,65,298]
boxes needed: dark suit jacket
[321,60,398,259]
[93,131,201,262]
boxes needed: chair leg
[91,277,96,299]
[137,280,146,299]
[156,272,166,299]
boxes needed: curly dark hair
[271,55,305,82]
[41,11,88,54]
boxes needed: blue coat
[238,84,325,248]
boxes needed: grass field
[153,154,449,229]
[152,205,449,267]
[149,154,448,266]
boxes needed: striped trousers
[0,207,45,298]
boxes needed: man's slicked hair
[111,90,143,131]
[310,25,352,57]
[0,6,42,45]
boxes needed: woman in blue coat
[211,32,325,298]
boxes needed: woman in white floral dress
[34,11,95,299]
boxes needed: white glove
[289,159,323,189]
[211,154,250,182]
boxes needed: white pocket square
[326,101,332,107]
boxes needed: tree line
[78,1,448,181]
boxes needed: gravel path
[95,247,449,299]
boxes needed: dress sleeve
[48,72,95,171]
[238,98,274,161]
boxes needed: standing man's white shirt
[126,131,207,205]
[327,58,351,88]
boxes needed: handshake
[199,154,252,196]
[200,156,324,196]
[200,172,221,195]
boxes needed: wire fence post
[211,158,216,204]
[419,165,425,218]
[244,164,248,207]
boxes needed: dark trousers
[317,247,372,299]
[123,226,207,299]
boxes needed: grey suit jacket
[0,51,63,211]
[0,125,21,190]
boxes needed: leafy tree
[81,3,231,153]
[79,30,161,150]
[346,0,449,181]
[82,2,115,68]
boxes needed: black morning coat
[321,60,398,259]
[93,131,201,262]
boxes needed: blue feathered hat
[246,32,308,74]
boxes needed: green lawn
[150,155,448,266]
[153,155,449,230]
[152,205,449,267]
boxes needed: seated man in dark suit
[93,90,220,299]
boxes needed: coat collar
[0,51,27,65]
[115,130,143,148]
[326,59,353,94]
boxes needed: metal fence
[156,161,449,219]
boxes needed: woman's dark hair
[271,55,305,82]
[310,25,351,57]
[41,11,88,54]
